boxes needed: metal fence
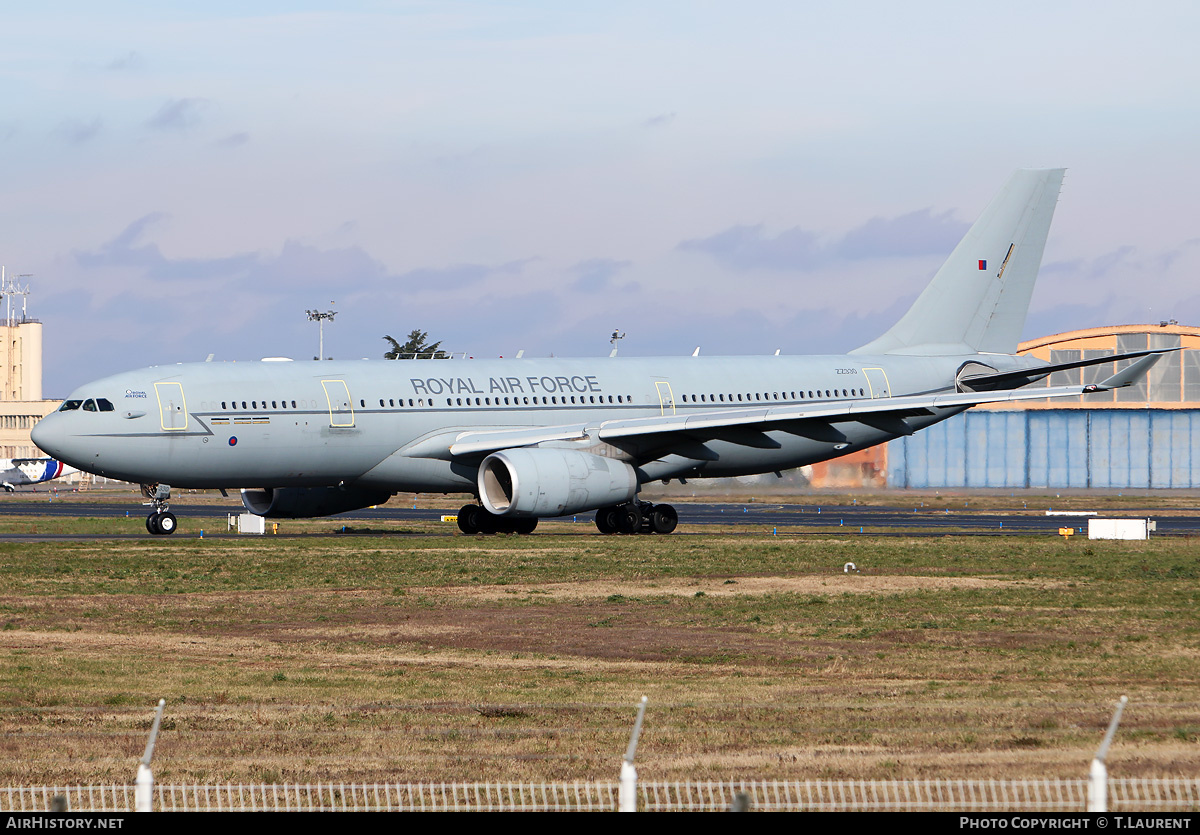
[4,779,1200,812]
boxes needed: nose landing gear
[141,483,178,536]
[145,510,178,535]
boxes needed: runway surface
[2,496,1199,538]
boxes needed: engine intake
[241,486,391,518]
[479,448,637,517]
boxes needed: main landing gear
[456,504,538,535]
[594,501,678,535]
[141,483,178,536]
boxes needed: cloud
[678,207,970,272]
[71,215,543,321]
[396,259,536,290]
[213,132,250,149]
[642,112,676,129]
[570,258,632,292]
[72,214,386,286]
[73,212,257,280]
[1041,245,1137,281]
[678,224,824,270]
[105,51,143,71]
[834,209,969,260]
[146,98,209,131]
[56,116,103,145]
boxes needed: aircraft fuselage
[32,352,1035,492]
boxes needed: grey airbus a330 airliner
[32,169,1166,535]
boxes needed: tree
[383,330,448,359]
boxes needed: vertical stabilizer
[851,168,1065,356]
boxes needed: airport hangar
[811,323,1200,490]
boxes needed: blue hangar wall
[887,409,1200,489]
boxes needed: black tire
[146,513,161,535]
[157,512,178,535]
[617,506,642,535]
[476,509,499,535]
[595,506,617,534]
[512,518,538,535]
[457,504,481,534]
[649,505,678,535]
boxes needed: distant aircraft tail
[851,168,1065,357]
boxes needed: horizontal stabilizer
[1096,351,1166,390]
[958,347,1180,392]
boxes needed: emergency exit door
[154,382,188,431]
[321,380,355,427]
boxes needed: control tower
[0,269,56,458]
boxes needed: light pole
[609,328,625,358]
[306,304,336,360]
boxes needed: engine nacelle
[479,448,637,517]
[241,486,391,519]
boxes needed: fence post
[619,696,648,812]
[135,699,166,813]
[1088,696,1127,812]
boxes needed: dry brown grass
[2,527,1199,785]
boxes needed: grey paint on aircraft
[30,169,1164,522]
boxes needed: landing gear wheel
[617,506,642,535]
[141,483,175,536]
[649,505,678,535]
[145,512,177,536]
[512,517,538,535]
[457,504,481,534]
[156,512,178,535]
[595,506,619,534]
[472,508,500,534]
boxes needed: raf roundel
[229,436,238,447]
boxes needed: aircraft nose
[30,413,65,459]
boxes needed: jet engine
[478,448,638,517]
[241,486,392,518]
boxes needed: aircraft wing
[440,353,1163,459]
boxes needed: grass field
[1,491,1198,785]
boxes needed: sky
[3,1,1199,396]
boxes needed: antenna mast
[0,268,32,326]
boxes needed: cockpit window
[82,399,98,412]
[59,400,82,411]
[96,398,115,411]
